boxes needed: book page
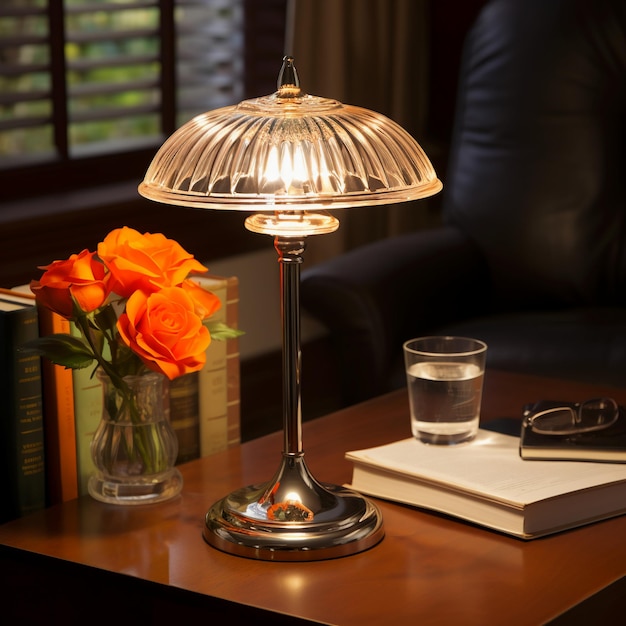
[346,430,626,506]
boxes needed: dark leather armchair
[301,0,626,407]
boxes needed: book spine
[71,323,104,497]
[38,307,78,504]
[169,371,200,464]
[224,277,241,450]
[196,275,241,457]
[0,305,46,523]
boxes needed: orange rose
[31,249,109,318]
[117,287,211,380]
[97,226,208,297]
[181,279,221,320]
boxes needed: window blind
[0,0,55,163]
[0,0,244,167]
[0,0,287,202]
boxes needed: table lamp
[139,57,442,561]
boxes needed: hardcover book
[346,430,626,539]
[193,275,241,457]
[0,291,46,523]
[169,371,201,464]
[11,285,78,503]
[38,307,78,503]
[71,322,106,497]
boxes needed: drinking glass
[403,336,487,445]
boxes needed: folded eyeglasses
[523,397,619,435]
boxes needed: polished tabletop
[1,370,625,624]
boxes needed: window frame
[0,0,287,204]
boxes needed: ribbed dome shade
[139,58,441,210]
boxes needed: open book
[346,430,626,539]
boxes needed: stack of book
[0,276,241,524]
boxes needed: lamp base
[203,454,384,561]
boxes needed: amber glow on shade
[138,63,441,211]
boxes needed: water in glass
[407,361,483,444]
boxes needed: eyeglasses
[524,397,620,435]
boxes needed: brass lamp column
[139,57,442,561]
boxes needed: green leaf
[22,333,95,369]
[206,321,245,341]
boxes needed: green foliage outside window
[0,0,243,163]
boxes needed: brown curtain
[290,0,436,255]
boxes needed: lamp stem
[275,236,305,455]
[203,214,383,560]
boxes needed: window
[0,0,286,202]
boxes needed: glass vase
[88,371,183,505]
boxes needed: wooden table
[1,370,625,624]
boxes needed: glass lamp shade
[138,59,441,210]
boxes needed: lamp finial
[277,56,301,97]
